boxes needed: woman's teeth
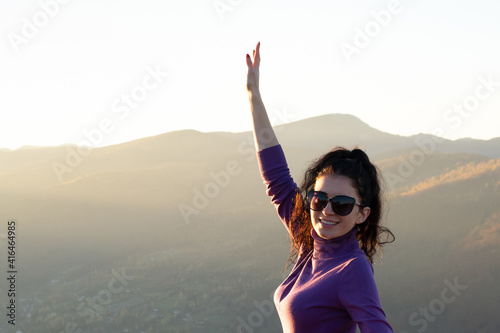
[320,219,339,226]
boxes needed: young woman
[246,42,394,333]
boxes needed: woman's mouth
[320,218,339,226]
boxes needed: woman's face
[311,174,370,240]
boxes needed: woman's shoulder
[335,251,374,279]
[294,247,314,267]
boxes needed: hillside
[0,114,499,332]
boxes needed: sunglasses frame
[307,190,363,216]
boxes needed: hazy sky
[1,0,499,149]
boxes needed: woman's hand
[246,41,260,93]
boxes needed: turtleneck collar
[311,227,360,259]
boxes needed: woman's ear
[356,206,371,224]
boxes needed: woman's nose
[323,200,335,215]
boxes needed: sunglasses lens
[308,191,328,211]
[331,196,355,216]
[308,192,358,215]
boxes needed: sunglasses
[307,191,363,216]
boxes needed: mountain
[0,114,498,332]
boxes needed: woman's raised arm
[246,42,279,151]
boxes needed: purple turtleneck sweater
[258,145,393,333]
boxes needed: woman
[246,42,394,333]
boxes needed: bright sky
[1,0,499,150]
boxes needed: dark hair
[287,147,394,266]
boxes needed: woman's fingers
[246,42,261,92]
[246,53,253,68]
[255,41,260,67]
[247,42,261,70]
[252,42,260,69]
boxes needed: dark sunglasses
[307,191,363,216]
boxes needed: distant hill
[0,113,498,332]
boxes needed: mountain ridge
[2,113,498,154]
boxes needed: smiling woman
[246,42,395,333]
[309,173,369,240]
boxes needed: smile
[320,219,339,226]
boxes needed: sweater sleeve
[338,258,393,333]
[257,145,300,231]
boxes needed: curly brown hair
[287,147,394,266]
